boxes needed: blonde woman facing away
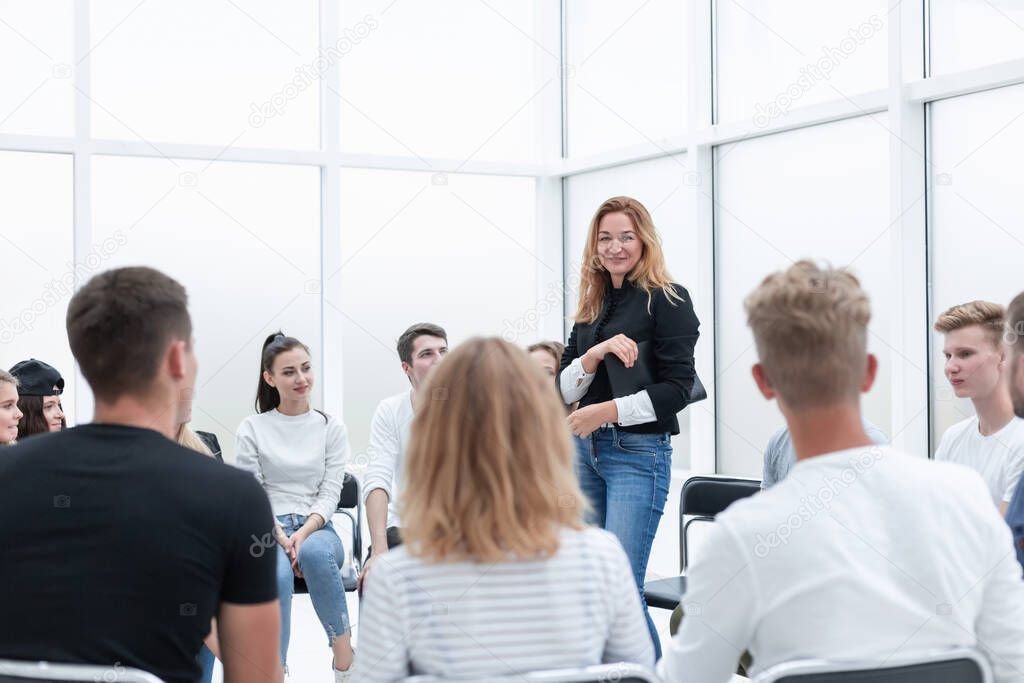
[354,338,653,682]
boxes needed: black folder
[604,340,706,404]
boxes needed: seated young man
[358,322,447,591]
[0,267,281,683]
[934,301,1024,514]
[659,261,1024,683]
[761,418,887,488]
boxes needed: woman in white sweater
[354,337,654,682]
[235,332,353,682]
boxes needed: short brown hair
[66,267,192,402]
[1008,292,1024,352]
[745,260,871,410]
[526,340,565,365]
[396,322,447,364]
[401,337,586,562]
[933,300,1005,348]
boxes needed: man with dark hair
[0,267,282,683]
[357,322,447,592]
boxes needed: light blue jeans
[276,513,351,668]
[575,426,672,659]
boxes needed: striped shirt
[354,526,654,681]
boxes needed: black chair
[752,647,991,682]
[0,660,164,682]
[294,472,363,593]
[643,475,761,610]
[402,662,661,682]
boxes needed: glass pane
[334,169,539,460]
[930,0,1024,75]
[339,1,554,162]
[564,154,699,470]
[91,156,321,460]
[90,0,319,149]
[566,0,687,158]
[716,115,895,477]
[929,84,1024,446]
[0,1,74,136]
[0,151,75,422]
[716,0,887,127]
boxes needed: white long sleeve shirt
[659,446,1024,683]
[354,527,654,682]
[234,408,350,524]
[559,356,657,426]
[361,390,413,528]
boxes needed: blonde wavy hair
[745,260,871,410]
[574,196,683,324]
[401,337,586,562]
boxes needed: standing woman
[559,196,700,657]
[0,370,23,445]
[235,332,354,682]
[9,359,66,439]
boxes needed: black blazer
[196,430,223,462]
[560,278,700,435]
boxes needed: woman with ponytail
[235,332,354,681]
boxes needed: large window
[929,83,1024,447]
[0,151,75,420]
[334,169,541,458]
[715,116,892,477]
[91,156,322,460]
[930,0,1024,75]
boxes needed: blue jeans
[575,426,671,659]
[196,644,215,683]
[276,513,351,668]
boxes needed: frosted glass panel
[566,0,687,157]
[339,1,554,162]
[0,1,74,136]
[91,0,319,148]
[716,116,895,477]
[564,154,698,469]
[334,169,539,459]
[931,0,1024,75]
[0,151,75,423]
[716,0,887,127]
[929,84,1024,447]
[92,157,321,460]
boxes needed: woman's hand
[567,402,618,438]
[582,334,638,372]
[289,529,307,578]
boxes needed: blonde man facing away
[354,338,653,682]
[933,301,1024,515]
[659,261,1024,683]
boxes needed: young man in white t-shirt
[933,301,1024,515]
[357,322,447,592]
[659,261,1024,683]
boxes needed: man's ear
[751,363,776,400]
[167,339,188,382]
[861,353,879,393]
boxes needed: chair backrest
[402,662,660,683]
[338,471,360,510]
[679,475,760,570]
[0,660,165,682]
[752,648,992,683]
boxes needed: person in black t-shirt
[0,266,282,683]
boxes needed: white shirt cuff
[613,390,657,427]
[559,356,596,404]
